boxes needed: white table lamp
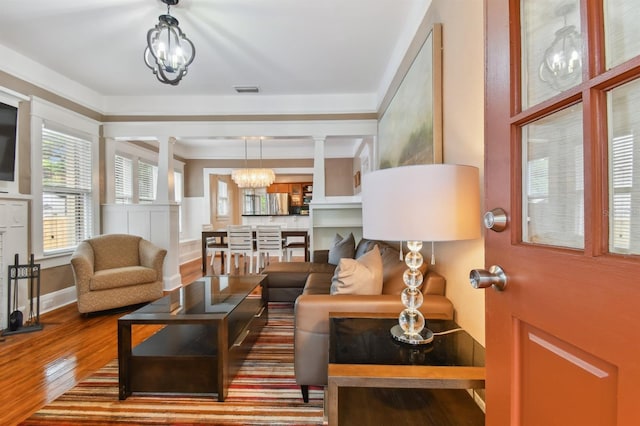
[362,164,481,344]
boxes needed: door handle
[483,208,508,232]
[469,265,507,291]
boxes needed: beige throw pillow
[330,244,383,295]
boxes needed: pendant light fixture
[144,0,195,86]
[231,138,276,188]
[538,3,582,92]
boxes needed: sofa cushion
[303,272,334,295]
[90,266,157,291]
[330,245,383,295]
[328,232,356,265]
[264,262,313,289]
[354,238,378,259]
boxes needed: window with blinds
[115,154,133,204]
[42,127,93,253]
[217,180,229,216]
[138,160,157,204]
[610,134,633,251]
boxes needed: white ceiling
[0,0,431,158]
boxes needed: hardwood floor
[0,256,218,426]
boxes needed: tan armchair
[70,234,167,314]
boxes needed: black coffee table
[118,275,267,401]
[327,312,485,425]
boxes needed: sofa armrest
[139,239,168,281]
[312,249,329,263]
[70,241,95,295]
[295,294,452,335]
[294,293,453,388]
[296,294,402,332]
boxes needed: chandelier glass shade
[538,4,582,92]
[231,168,276,189]
[231,139,276,189]
[144,0,195,86]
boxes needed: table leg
[327,377,339,426]
[117,321,132,400]
[202,235,209,273]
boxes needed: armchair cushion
[89,235,140,271]
[90,266,158,291]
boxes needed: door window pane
[604,0,640,69]
[522,104,584,249]
[521,0,583,108]
[608,78,640,254]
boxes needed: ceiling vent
[234,86,260,93]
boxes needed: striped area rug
[21,303,325,425]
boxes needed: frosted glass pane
[522,104,584,248]
[521,0,583,108]
[608,78,640,254]
[605,0,640,69]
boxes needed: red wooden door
[485,0,640,424]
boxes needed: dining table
[201,228,310,273]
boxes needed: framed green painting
[378,23,443,169]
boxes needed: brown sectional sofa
[262,238,454,402]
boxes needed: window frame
[30,97,100,269]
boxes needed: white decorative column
[156,136,176,204]
[312,136,326,202]
[104,138,116,204]
[103,136,181,291]
[156,136,180,290]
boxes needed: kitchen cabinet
[290,184,302,206]
[266,183,289,194]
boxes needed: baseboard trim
[38,286,77,315]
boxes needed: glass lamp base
[390,324,434,345]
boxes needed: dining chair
[226,225,255,274]
[283,236,307,261]
[255,225,284,271]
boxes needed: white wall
[427,0,486,345]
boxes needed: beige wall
[426,0,485,345]
[185,158,313,197]
[325,158,355,196]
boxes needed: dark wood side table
[327,312,486,426]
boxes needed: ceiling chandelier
[144,0,195,86]
[231,138,276,189]
[538,3,582,92]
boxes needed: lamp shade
[362,164,481,242]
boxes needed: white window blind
[610,134,634,252]
[115,154,133,204]
[138,160,157,204]
[42,127,93,253]
[217,180,229,216]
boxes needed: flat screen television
[0,101,18,181]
